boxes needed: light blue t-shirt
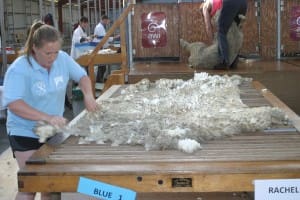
[3,50,87,138]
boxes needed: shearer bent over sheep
[181,0,247,69]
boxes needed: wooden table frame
[18,81,300,197]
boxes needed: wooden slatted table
[18,81,300,197]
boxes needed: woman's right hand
[45,115,68,128]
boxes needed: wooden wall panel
[259,0,277,59]
[132,1,297,60]
[240,0,259,57]
[178,3,205,63]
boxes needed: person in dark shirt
[200,0,247,69]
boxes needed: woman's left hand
[84,95,99,112]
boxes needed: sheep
[180,13,245,69]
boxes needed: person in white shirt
[93,15,112,83]
[93,15,120,83]
[70,16,90,59]
[93,15,114,48]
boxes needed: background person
[3,22,97,200]
[43,13,55,27]
[93,15,120,83]
[70,16,91,59]
[93,15,115,48]
[201,0,247,69]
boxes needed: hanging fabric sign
[290,6,300,41]
[141,12,167,48]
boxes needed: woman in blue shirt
[3,22,98,200]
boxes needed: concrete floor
[0,118,9,154]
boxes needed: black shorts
[8,135,44,155]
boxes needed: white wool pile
[69,73,289,153]
[178,139,201,153]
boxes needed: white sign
[254,179,300,200]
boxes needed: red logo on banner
[141,12,167,48]
[290,6,300,41]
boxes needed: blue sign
[77,177,136,200]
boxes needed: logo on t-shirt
[33,81,47,96]
[54,76,64,89]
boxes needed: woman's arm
[8,100,67,127]
[78,76,98,112]
[202,1,214,43]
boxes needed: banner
[141,12,167,48]
[290,6,300,41]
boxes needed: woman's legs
[14,150,52,200]
[14,150,36,200]
[217,0,248,67]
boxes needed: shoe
[230,56,239,69]
[213,62,229,70]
